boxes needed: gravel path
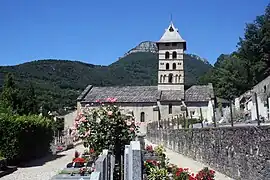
[1,144,85,180]
[145,140,234,180]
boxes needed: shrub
[73,98,140,161]
[0,113,54,163]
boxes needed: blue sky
[0,0,269,66]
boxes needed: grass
[0,157,5,160]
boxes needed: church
[76,21,215,133]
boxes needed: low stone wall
[147,124,270,180]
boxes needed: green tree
[199,3,270,100]
[0,73,20,112]
[213,55,248,100]
[17,83,38,115]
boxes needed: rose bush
[72,98,140,161]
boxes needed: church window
[264,85,267,93]
[160,75,163,83]
[172,51,177,59]
[169,104,172,114]
[163,75,166,82]
[173,63,176,70]
[168,73,173,83]
[166,63,169,70]
[175,75,178,83]
[140,112,145,122]
[160,63,164,65]
[165,52,170,59]
[169,26,174,32]
[178,63,181,65]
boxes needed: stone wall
[147,124,270,180]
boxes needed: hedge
[0,113,54,163]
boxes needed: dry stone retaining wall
[147,125,270,180]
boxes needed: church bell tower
[156,22,186,92]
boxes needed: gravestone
[90,172,101,180]
[95,155,107,180]
[136,134,146,151]
[124,145,130,180]
[110,155,115,180]
[128,141,142,180]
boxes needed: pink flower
[79,116,87,122]
[108,111,113,116]
[106,97,117,103]
[95,99,100,103]
[126,121,132,126]
[129,127,134,132]
[73,122,78,128]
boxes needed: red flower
[73,157,85,163]
[146,145,153,152]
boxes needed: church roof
[185,84,214,102]
[78,84,214,103]
[79,85,159,103]
[157,22,186,44]
[160,90,184,101]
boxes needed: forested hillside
[0,51,212,111]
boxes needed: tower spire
[170,14,173,23]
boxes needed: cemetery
[49,99,216,180]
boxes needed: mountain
[0,41,213,110]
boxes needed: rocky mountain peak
[124,41,158,57]
[123,41,210,65]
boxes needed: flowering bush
[144,160,161,174]
[143,144,216,180]
[195,167,215,180]
[148,167,169,180]
[73,98,140,159]
[174,168,192,180]
[146,145,154,153]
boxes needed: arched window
[168,73,173,83]
[165,52,170,59]
[175,75,178,83]
[160,75,163,83]
[140,112,145,122]
[163,75,166,82]
[172,51,177,59]
[173,63,176,70]
[178,75,181,83]
[166,63,169,70]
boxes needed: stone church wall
[78,102,157,135]
[147,125,270,180]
